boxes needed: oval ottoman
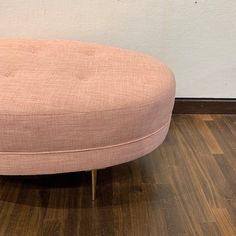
[0,39,175,199]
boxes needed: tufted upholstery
[0,39,175,175]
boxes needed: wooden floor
[0,115,235,236]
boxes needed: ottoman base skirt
[0,121,170,175]
[0,121,170,200]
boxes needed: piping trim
[0,120,171,156]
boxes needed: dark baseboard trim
[173,98,236,114]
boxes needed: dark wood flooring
[0,115,235,236]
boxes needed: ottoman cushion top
[0,39,175,173]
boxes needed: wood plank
[192,116,223,154]
[212,208,236,236]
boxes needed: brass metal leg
[92,170,97,201]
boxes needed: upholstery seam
[0,119,171,156]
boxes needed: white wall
[0,0,236,98]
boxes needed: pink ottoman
[0,39,175,199]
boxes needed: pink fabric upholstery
[0,39,175,175]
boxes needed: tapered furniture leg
[92,170,97,201]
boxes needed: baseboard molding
[173,98,236,114]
